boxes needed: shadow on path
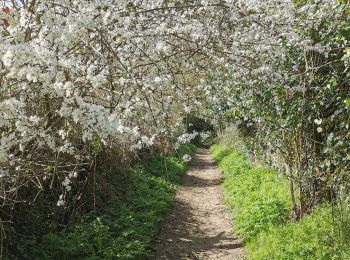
[150,148,245,260]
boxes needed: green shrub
[176,143,197,158]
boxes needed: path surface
[150,148,245,259]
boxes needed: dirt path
[150,148,245,259]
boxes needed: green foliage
[211,145,290,240]
[28,144,196,259]
[144,143,196,183]
[143,156,186,183]
[216,127,249,155]
[176,143,197,158]
[186,115,214,134]
[185,115,214,145]
[222,1,350,216]
[210,144,233,163]
[248,206,350,260]
[211,144,350,259]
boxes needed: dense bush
[0,0,220,223]
[214,0,350,218]
[211,144,350,259]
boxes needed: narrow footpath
[151,148,245,259]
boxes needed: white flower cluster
[200,132,211,141]
[182,154,192,163]
[0,0,346,209]
[0,0,224,207]
[177,132,199,145]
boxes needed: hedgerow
[7,144,196,259]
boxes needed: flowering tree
[0,0,225,210]
[213,0,350,218]
[0,0,349,224]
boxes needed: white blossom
[182,154,192,163]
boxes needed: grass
[210,144,290,240]
[210,144,350,260]
[25,143,196,260]
[247,206,350,260]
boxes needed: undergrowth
[210,144,290,240]
[247,206,350,260]
[210,144,350,260]
[13,144,196,260]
